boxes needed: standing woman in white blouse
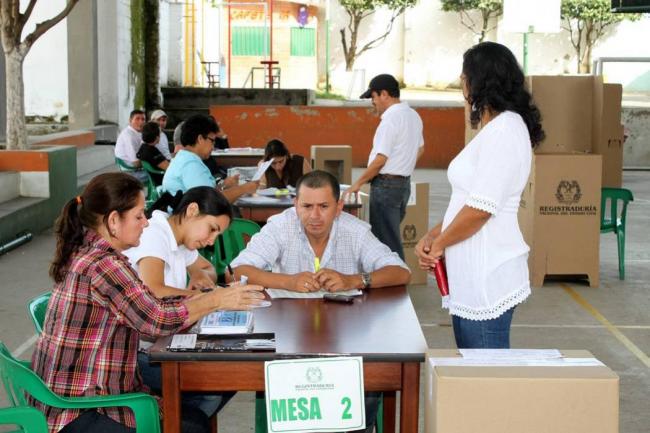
[415,42,544,349]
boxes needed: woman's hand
[223,174,240,189]
[415,234,443,271]
[187,273,217,292]
[211,284,266,310]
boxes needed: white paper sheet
[266,288,363,299]
[252,158,274,181]
[459,349,563,360]
[169,334,197,350]
[429,357,604,367]
[237,195,286,205]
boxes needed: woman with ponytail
[415,42,544,349]
[32,173,264,433]
[124,187,235,417]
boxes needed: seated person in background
[258,139,311,189]
[31,172,264,433]
[150,109,173,159]
[232,170,410,433]
[136,121,169,185]
[173,118,228,179]
[162,114,258,202]
[124,186,236,418]
[114,109,145,167]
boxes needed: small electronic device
[323,293,355,304]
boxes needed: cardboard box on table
[518,154,602,287]
[310,145,352,184]
[424,349,619,433]
[358,182,430,285]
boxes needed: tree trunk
[4,51,27,150]
[144,0,160,110]
[580,44,592,73]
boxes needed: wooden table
[211,148,265,168]
[150,286,427,433]
[235,196,362,224]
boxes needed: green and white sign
[265,357,365,433]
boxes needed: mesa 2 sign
[265,357,365,432]
[539,180,597,216]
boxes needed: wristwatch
[360,272,371,289]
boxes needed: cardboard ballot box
[518,154,602,287]
[424,349,619,433]
[400,182,430,285]
[527,75,594,154]
[593,81,624,187]
[463,76,624,188]
[311,145,352,185]
[358,182,430,285]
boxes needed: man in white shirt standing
[150,109,173,160]
[345,74,424,259]
[114,109,146,166]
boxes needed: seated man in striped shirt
[231,170,411,293]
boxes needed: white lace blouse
[441,111,532,320]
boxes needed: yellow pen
[314,257,320,272]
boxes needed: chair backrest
[0,342,55,409]
[115,157,138,172]
[28,292,51,335]
[600,187,634,230]
[0,406,48,433]
[141,160,165,176]
[213,218,261,275]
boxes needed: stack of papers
[198,311,254,335]
[266,288,362,299]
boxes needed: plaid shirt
[31,230,189,432]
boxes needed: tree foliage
[339,0,417,71]
[561,0,640,73]
[441,0,502,43]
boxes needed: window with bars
[232,27,269,56]
[290,27,315,57]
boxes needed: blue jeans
[451,307,515,349]
[369,177,411,260]
[137,352,233,417]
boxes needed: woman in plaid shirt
[31,173,264,433]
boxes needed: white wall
[166,3,184,86]
[97,0,134,129]
[327,0,650,92]
[22,0,68,118]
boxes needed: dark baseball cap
[359,74,400,99]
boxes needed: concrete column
[0,49,6,142]
[67,0,99,129]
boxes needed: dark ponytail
[462,41,545,146]
[147,186,233,222]
[49,173,144,282]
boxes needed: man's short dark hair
[296,170,340,201]
[129,109,145,119]
[141,122,160,144]
[180,114,219,147]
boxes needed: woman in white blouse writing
[124,186,263,419]
[415,42,544,348]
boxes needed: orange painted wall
[33,131,95,147]
[0,150,49,172]
[210,105,464,168]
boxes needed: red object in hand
[433,258,449,296]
